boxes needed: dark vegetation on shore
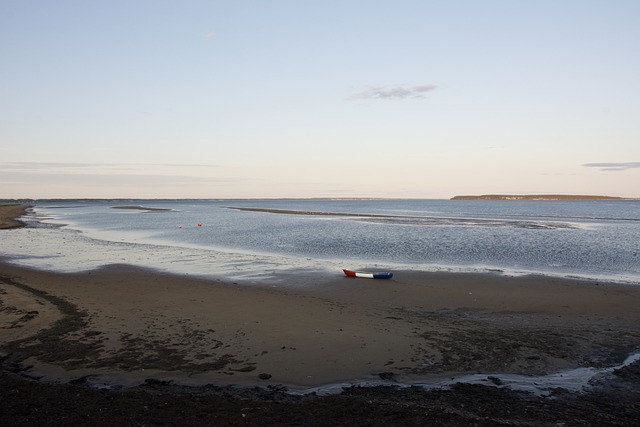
[0,204,30,229]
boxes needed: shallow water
[2,199,639,284]
[296,352,640,396]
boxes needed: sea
[2,199,640,286]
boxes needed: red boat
[343,269,393,280]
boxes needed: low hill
[450,195,637,201]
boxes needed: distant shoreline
[451,195,640,201]
[3,196,639,203]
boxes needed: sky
[1,1,639,199]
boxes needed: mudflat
[2,262,639,389]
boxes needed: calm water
[3,199,640,285]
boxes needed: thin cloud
[347,84,437,100]
[0,162,102,170]
[0,162,218,172]
[0,162,245,193]
[583,162,640,171]
[202,31,215,43]
[0,171,245,188]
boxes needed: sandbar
[111,205,172,211]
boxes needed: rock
[231,365,256,372]
[378,372,396,381]
[487,376,503,385]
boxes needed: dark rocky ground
[2,360,640,426]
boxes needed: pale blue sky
[1,1,639,199]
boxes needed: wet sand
[2,204,640,424]
[2,261,640,389]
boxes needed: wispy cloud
[583,162,640,171]
[0,162,218,172]
[346,84,437,101]
[202,31,215,43]
[0,162,244,194]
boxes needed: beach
[2,204,640,425]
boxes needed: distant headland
[451,194,639,201]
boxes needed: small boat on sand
[343,269,393,280]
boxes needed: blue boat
[343,269,393,280]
